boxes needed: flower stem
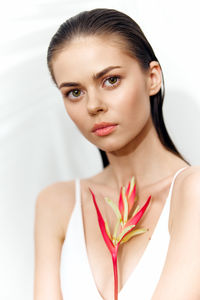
[112,251,118,300]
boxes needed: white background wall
[0,0,200,299]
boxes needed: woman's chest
[80,181,171,300]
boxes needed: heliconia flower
[89,176,151,300]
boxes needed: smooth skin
[34,35,200,300]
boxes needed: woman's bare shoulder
[35,180,76,241]
[172,164,200,198]
[170,165,200,231]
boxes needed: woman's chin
[86,133,134,153]
[95,141,129,154]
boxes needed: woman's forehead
[52,35,141,86]
[53,36,134,66]
[54,34,133,65]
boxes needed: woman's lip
[93,125,118,136]
[92,122,117,132]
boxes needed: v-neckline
[77,167,187,299]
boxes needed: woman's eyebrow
[58,65,122,89]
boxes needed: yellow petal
[122,187,128,223]
[131,204,140,217]
[104,197,122,221]
[105,219,112,240]
[120,228,148,244]
[117,224,135,243]
[113,218,121,245]
[128,176,135,198]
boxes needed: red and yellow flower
[89,176,151,300]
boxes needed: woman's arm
[152,166,200,300]
[34,181,75,300]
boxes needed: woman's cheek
[64,104,81,124]
[69,111,90,136]
[120,87,150,130]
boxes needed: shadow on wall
[163,89,200,166]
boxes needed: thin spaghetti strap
[75,178,80,205]
[167,166,188,199]
[63,179,80,239]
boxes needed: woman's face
[52,35,159,153]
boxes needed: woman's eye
[103,76,120,87]
[64,76,120,99]
[65,89,82,100]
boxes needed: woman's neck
[105,120,186,190]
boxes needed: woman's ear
[148,61,162,96]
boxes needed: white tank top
[60,167,187,300]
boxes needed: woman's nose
[86,92,108,115]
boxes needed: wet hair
[47,8,190,167]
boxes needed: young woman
[34,8,200,300]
